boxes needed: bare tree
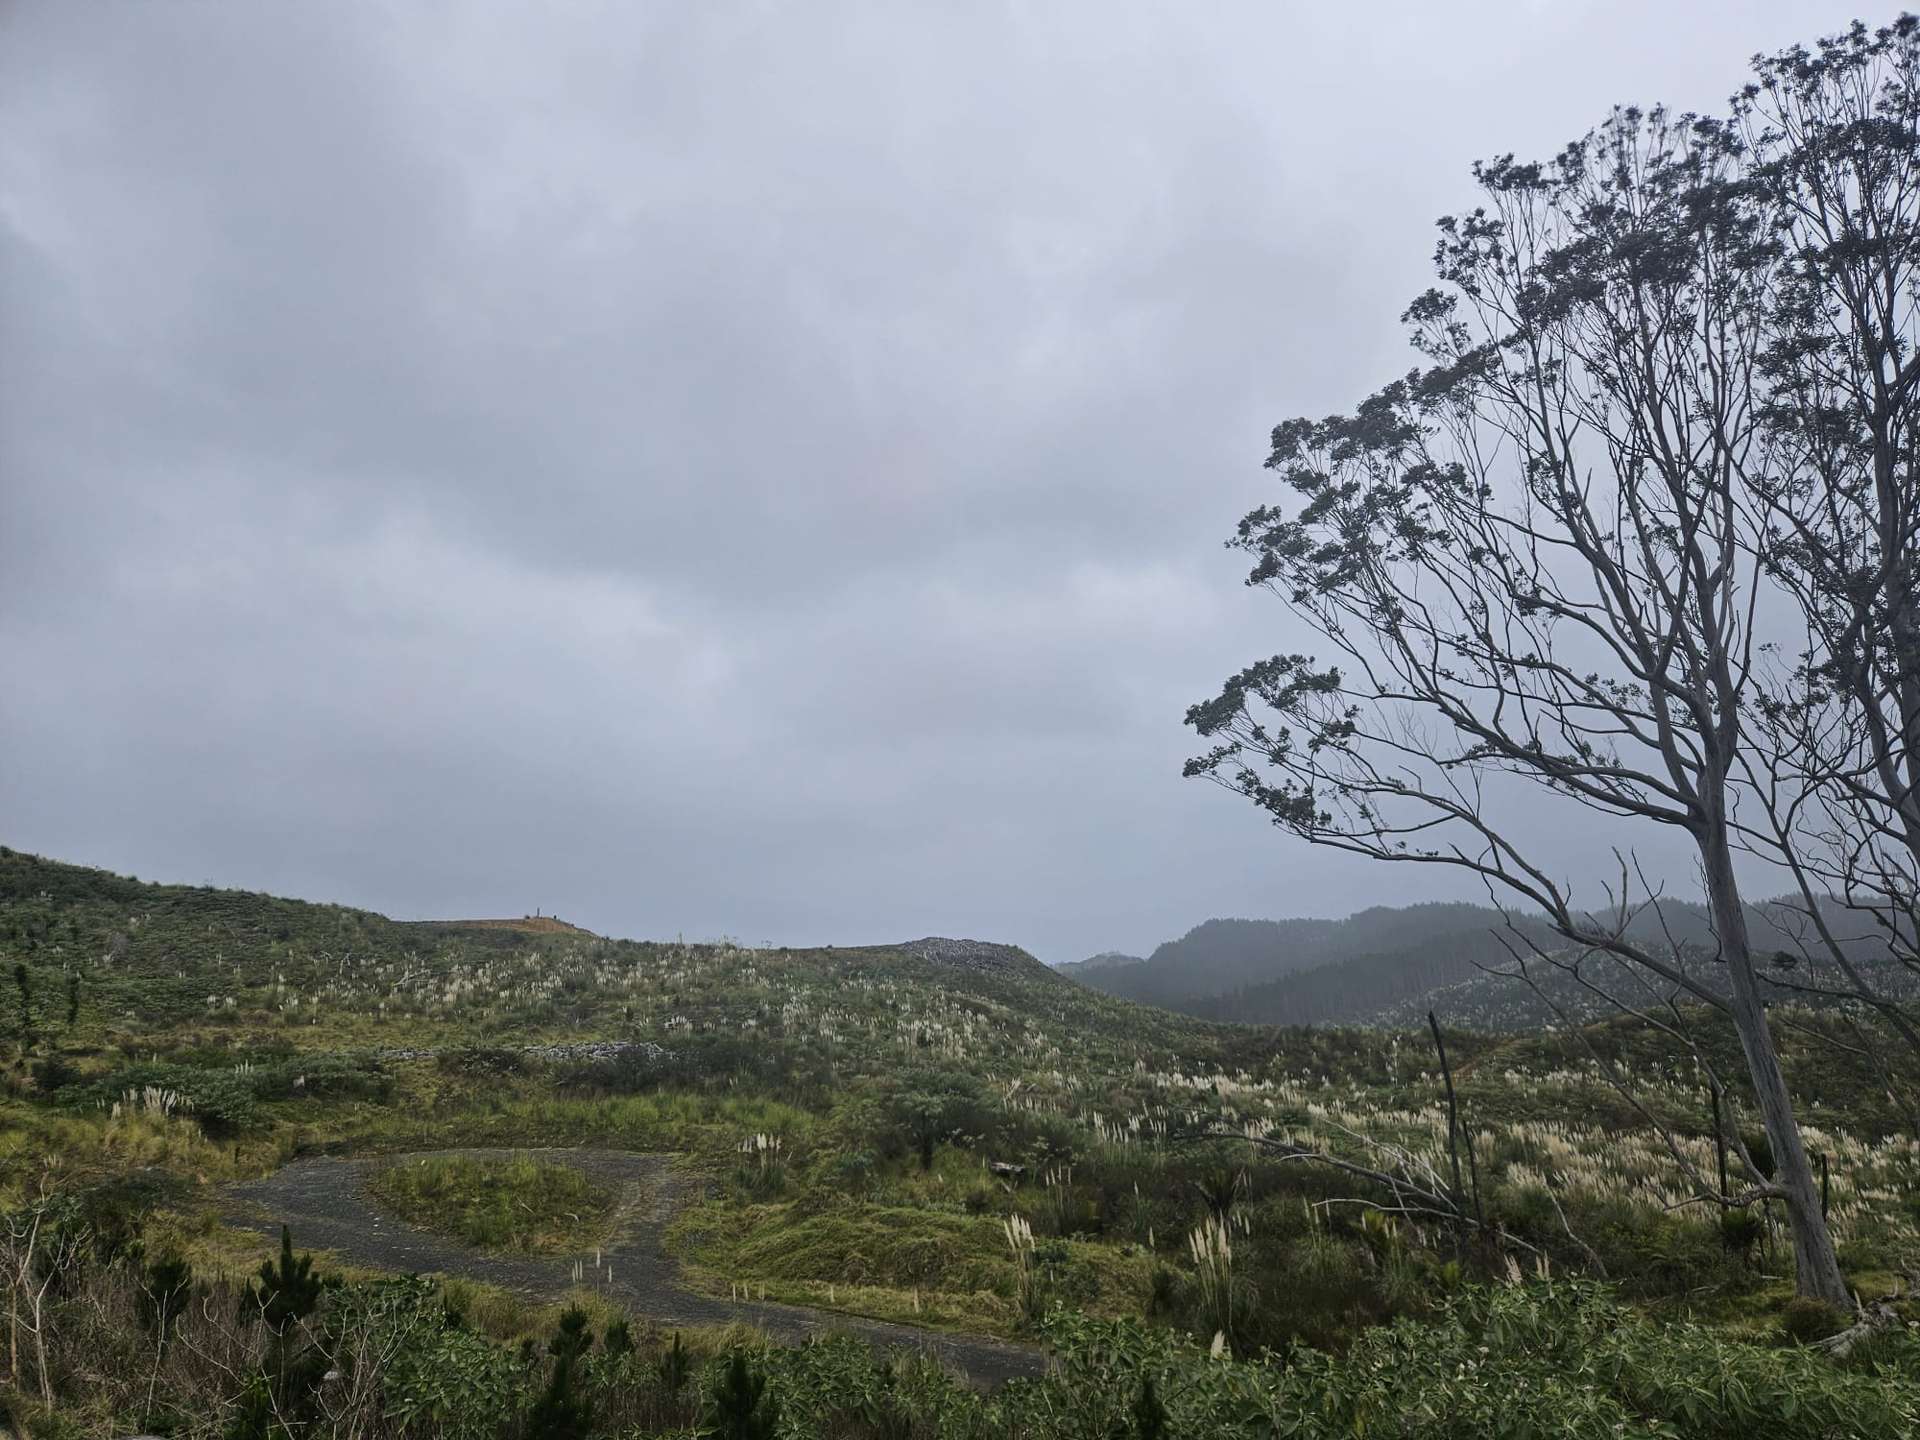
[2,1199,88,1410]
[1731,20,1920,1072]
[1186,100,1853,1301]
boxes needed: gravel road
[224,1147,1046,1388]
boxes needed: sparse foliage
[1180,30,1920,1304]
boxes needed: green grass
[673,1169,1158,1339]
[7,842,1920,1414]
[366,1153,619,1253]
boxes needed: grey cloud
[0,1,1865,959]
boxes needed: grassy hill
[406,915,601,937]
[4,845,1919,1437]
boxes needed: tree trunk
[1701,823,1852,1305]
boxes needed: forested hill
[1186,912,1565,1027]
[1068,898,1917,1030]
[1057,904,1515,1013]
[1058,917,1320,1006]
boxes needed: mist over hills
[1061,915,1342,1006]
[1058,904,1525,1018]
[1065,897,1916,1030]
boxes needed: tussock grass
[723,1205,1008,1289]
[367,1152,618,1253]
[348,1092,819,1157]
[9,844,1920,1416]
[676,1193,1155,1337]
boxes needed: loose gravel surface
[225,1147,1046,1388]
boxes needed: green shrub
[1129,1375,1170,1440]
[883,1070,989,1172]
[30,1051,81,1094]
[248,1052,392,1102]
[437,1045,527,1078]
[372,1284,522,1440]
[548,1305,594,1362]
[702,1350,779,1440]
[1146,1263,1181,1318]
[525,1349,591,1440]
[250,1225,322,1335]
[719,1205,1006,1291]
[828,1150,876,1194]
[657,1331,692,1394]
[1035,1283,1920,1440]
[366,1154,617,1253]
[77,1062,260,1135]
[1718,1207,1764,1261]
[1780,1296,1850,1345]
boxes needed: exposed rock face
[896,937,1044,975]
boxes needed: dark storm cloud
[0,2,1865,959]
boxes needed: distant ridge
[1065,896,1920,1031]
[891,936,1060,980]
[1063,906,1506,1013]
[1058,950,1145,975]
[404,915,597,937]
[1062,903,1628,1026]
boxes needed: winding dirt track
[224,1148,1045,1388]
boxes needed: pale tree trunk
[1701,820,1852,1305]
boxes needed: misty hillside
[1072,897,1919,1030]
[1059,916,1324,1006]
[1063,904,1522,1014]
[1188,912,1565,1027]
[1058,950,1144,973]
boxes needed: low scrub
[15,1255,1920,1440]
[366,1153,618,1253]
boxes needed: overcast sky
[0,2,1873,961]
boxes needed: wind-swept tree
[1731,20,1920,1071]
[1187,97,1853,1301]
[885,1068,988,1171]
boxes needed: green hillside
[1062,905,1540,1019]
[1068,898,1920,1033]
[5,847,1920,1437]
